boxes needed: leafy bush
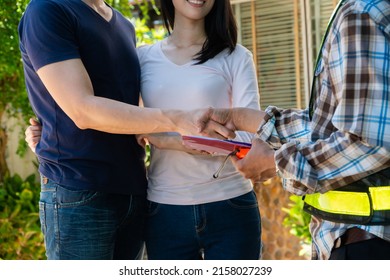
[0,173,45,259]
[282,195,312,244]
[134,17,166,46]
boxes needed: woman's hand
[25,118,42,153]
[137,133,208,155]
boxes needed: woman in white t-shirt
[24,0,262,260]
[136,0,261,260]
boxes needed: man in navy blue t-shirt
[18,0,233,260]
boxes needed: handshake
[188,107,277,184]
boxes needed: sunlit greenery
[0,173,44,259]
[282,195,312,244]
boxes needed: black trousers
[329,238,390,260]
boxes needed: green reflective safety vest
[303,168,390,225]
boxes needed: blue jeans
[39,176,146,260]
[145,191,261,260]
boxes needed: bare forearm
[232,108,266,133]
[75,95,179,134]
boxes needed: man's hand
[198,107,266,136]
[25,118,42,154]
[231,138,276,184]
[203,108,237,132]
[174,107,236,139]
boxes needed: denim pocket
[227,191,258,209]
[56,186,100,208]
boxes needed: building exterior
[231,0,337,109]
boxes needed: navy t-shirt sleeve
[22,1,80,71]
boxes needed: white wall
[3,114,38,180]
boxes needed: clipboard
[182,135,251,159]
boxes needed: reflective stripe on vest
[304,186,390,217]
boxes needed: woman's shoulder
[136,42,160,60]
[217,44,253,64]
[137,43,153,54]
[217,44,252,58]
[232,44,253,58]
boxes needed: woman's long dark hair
[160,0,238,64]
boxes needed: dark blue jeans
[145,191,261,260]
[39,176,146,260]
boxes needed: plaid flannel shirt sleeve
[257,10,390,196]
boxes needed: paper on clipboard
[182,135,251,159]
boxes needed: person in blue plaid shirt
[204,0,390,260]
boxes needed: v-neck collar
[80,0,116,25]
[157,41,195,68]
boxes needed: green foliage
[106,0,133,17]
[105,0,159,20]
[134,17,166,46]
[0,173,45,259]
[131,0,160,21]
[282,195,312,244]
[0,0,33,138]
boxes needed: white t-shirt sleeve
[229,45,260,143]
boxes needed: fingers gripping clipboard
[182,136,252,178]
[182,135,251,159]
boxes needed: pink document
[182,135,251,159]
